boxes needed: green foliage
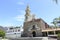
[51,17,60,28]
[0,30,5,38]
[51,18,58,28]
[57,33,60,37]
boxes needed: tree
[52,18,58,28]
[0,30,5,38]
[53,17,60,27]
[51,17,60,35]
[51,17,58,35]
[52,17,60,27]
[53,0,58,4]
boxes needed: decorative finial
[26,4,30,12]
[27,4,29,8]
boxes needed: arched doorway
[32,31,36,37]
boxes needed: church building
[21,5,49,37]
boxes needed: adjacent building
[5,26,22,38]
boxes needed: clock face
[28,25,40,31]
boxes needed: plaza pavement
[0,37,57,40]
[48,37,57,40]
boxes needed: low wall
[42,37,48,40]
[5,33,21,38]
[0,37,48,40]
[9,37,48,40]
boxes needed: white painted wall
[5,27,22,38]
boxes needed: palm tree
[53,0,58,4]
[56,17,60,27]
[51,18,58,35]
[52,18,58,28]
[51,17,60,35]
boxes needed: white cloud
[17,9,25,14]
[0,23,14,27]
[17,2,24,5]
[15,10,25,22]
[15,15,25,22]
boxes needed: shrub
[0,30,5,38]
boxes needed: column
[47,31,48,36]
[54,31,56,35]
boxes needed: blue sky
[0,0,60,27]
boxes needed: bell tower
[25,5,31,22]
[22,5,43,37]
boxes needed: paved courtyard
[48,37,57,40]
[0,37,57,40]
[10,37,57,40]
